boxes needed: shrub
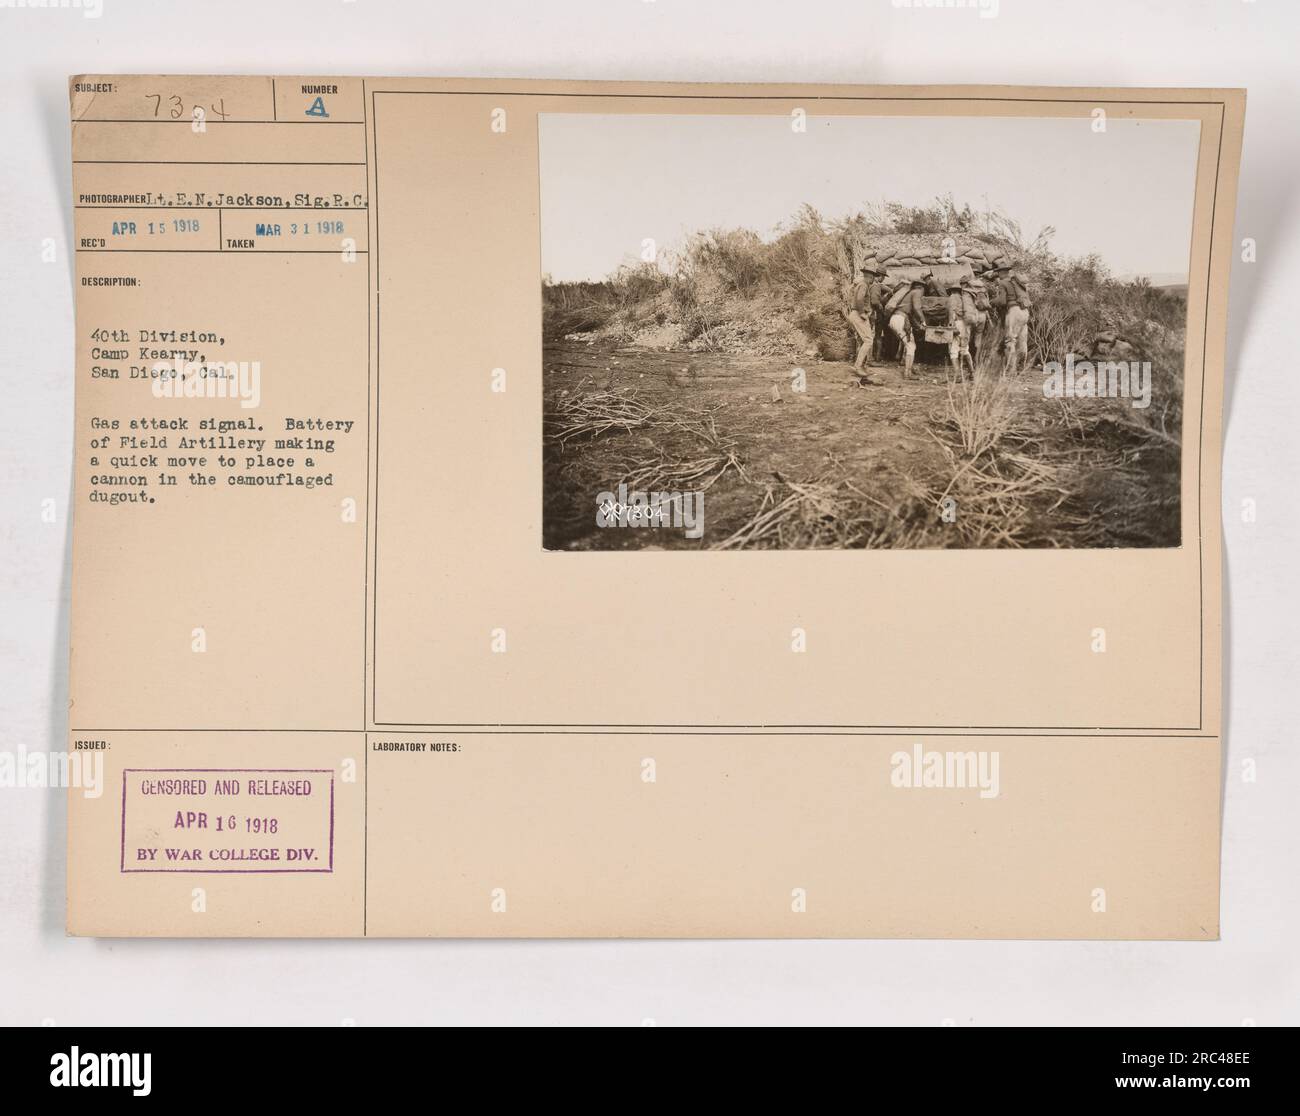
[541,198,1187,437]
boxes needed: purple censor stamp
[120,768,335,873]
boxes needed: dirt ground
[542,339,1179,550]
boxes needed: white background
[1,0,1296,1026]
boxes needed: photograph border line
[368,89,1227,735]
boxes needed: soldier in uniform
[887,278,927,380]
[848,262,886,375]
[964,274,990,366]
[987,263,1033,375]
[944,279,979,383]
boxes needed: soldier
[887,278,927,380]
[848,262,885,374]
[964,274,990,366]
[944,280,977,383]
[988,263,1033,375]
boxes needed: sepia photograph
[541,112,1199,550]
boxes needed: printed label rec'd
[120,769,335,873]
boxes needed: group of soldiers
[848,260,1033,384]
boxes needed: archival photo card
[65,78,1239,938]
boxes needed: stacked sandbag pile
[863,241,1013,277]
[856,236,1016,279]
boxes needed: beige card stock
[66,77,1243,937]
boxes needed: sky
[538,113,1200,283]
